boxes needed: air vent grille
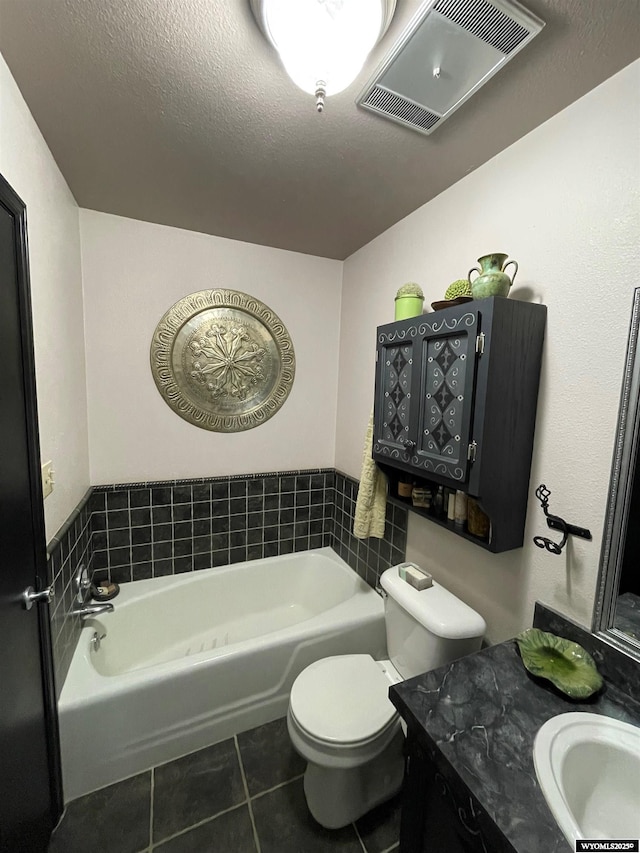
[435,0,530,55]
[356,0,544,137]
[363,86,441,132]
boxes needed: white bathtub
[58,547,386,801]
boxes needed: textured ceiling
[0,0,638,259]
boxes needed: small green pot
[395,295,423,320]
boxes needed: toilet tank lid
[380,567,486,640]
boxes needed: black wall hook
[533,484,592,555]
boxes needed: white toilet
[287,564,486,829]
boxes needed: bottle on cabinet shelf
[433,486,445,518]
[454,491,468,528]
[446,489,456,522]
[411,486,431,510]
[397,478,414,499]
[467,497,490,540]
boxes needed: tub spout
[72,602,114,620]
[71,565,115,619]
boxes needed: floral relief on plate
[151,289,295,432]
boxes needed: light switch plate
[42,460,54,499]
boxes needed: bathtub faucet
[72,601,114,620]
[71,564,115,620]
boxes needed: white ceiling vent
[357,0,544,136]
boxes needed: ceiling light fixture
[251,0,396,112]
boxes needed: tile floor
[49,717,401,853]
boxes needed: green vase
[468,253,518,299]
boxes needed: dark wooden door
[0,173,63,852]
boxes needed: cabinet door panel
[414,312,479,483]
[375,337,415,458]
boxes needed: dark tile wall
[47,489,93,697]
[333,471,408,589]
[90,469,408,590]
[49,468,408,694]
[90,469,336,584]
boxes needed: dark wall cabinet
[373,297,546,552]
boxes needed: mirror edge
[592,286,640,662]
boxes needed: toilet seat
[289,654,399,747]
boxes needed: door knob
[22,585,55,610]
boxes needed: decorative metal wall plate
[150,290,295,432]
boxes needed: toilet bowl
[287,654,405,829]
[287,564,487,829]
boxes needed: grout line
[234,735,262,853]
[248,772,305,802]
[149,801,247,850]
[127,489,133,572]
[148,766,154,848]
[353,820,368,853]
[380,844,400,853]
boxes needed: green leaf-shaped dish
[515,628,603,699]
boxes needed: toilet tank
[380,567,486,679]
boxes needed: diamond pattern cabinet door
[415,312,478,483]
[374,337,415,459]
[373,298,547,552]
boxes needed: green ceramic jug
[468,253,518,299]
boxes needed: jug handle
[503,260,518,285]
[468,267,480,286]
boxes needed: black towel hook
[533,484,592,555]
[533,484,568,554]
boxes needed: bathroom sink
[533,713,640,845]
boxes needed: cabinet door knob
[404,439,416,453]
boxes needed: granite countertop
[390,636,640,853]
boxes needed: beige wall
[0,54,89,541]
[336,60,640,643]
[80,210,343,484]
[3,39,638,646]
